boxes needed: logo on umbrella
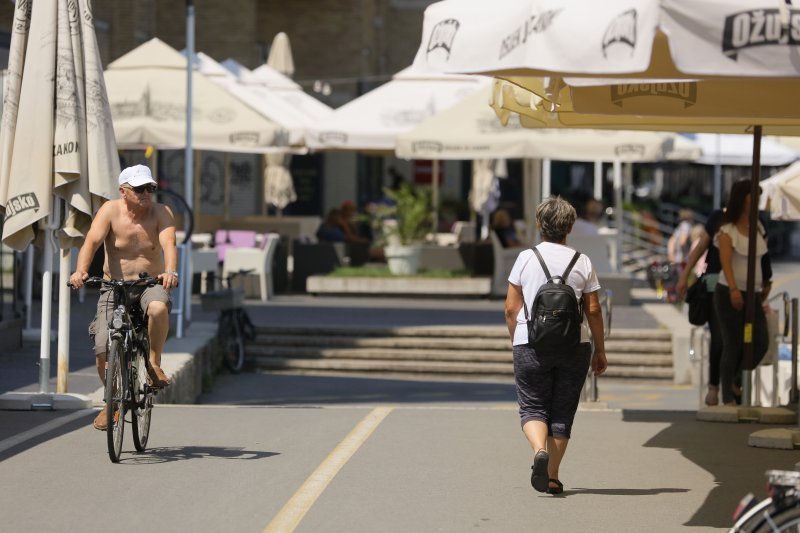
[722,8,800,60]
[412,141,443,154]
[4,192,40,219]
[499,9,562,60]
[427,18,460,60]
[610,82,697,108]
[602,9,637,58]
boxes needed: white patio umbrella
[105,39,286,153]
[0,0,119,397]
[760,161,800,221]
[267,32,295,78]
[414,0,800,405]
[306,67,489,152]
[264,152,297,213]
[225,59,334,123]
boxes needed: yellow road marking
[263,406,394,533]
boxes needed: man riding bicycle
[69,165,179,431]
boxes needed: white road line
[0,409,95,454]
[263,406,394,533]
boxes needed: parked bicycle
[200,270,256,373]
[731,470,800,531]
[68,274,163,463]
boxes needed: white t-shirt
[713,222,767,291]
[508,242,602,346]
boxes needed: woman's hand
[592,350,607,375]
[730,288,744,311]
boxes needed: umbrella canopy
[396,86,699,162]
[689,134,798,167]
[267,32,295,77]
[223,59,334,124]
[190,52,311,147]
[0,0,118,250]
[760,161,800,220]
[264,152,297,210]
[305,67,489,152]
[105,38,287,153]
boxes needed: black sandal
[547,478,564,495]
[531,450,550,493]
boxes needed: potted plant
[373,183,433,275]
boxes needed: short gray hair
[536,196,576,241]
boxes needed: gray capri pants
[513,342,592,439]
[88,285,172,355]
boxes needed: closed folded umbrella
[264,152,296,212]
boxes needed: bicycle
[200,270,256,373]
[69,274,164,463]
[731,470,800,531]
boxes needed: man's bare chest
[108,218,160,254]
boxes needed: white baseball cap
[119,165,157,187]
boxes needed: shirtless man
[69,165,178,430]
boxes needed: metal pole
[593,160,602,201]
[184,0,195,334]
[24,245,33,330]
[39,231,53,394]
[713,134,722,210]
[741,126,762,407]
[432,159,439,233]
[542,158,551,198]
[612,159,623,273]
[791,297,798,404]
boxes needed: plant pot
[384,244,421,275]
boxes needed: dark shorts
[512,342,592,439]
[88,285,172,355]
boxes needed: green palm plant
[374,183,433,246]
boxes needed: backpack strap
[531,247,553,281]
[560,251,582,282]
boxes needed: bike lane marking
[0,409,95,454]
[263,405,394,533]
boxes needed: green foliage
[373,183,433,246]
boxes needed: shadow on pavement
[199,372,517,406]
[621,409,797,529]
[121,446,280,464]
[0,410,95,463]
[561,487,689,496]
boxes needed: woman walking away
[504,196,607,495]
[714,180,772,406]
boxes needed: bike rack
[690,325,710,409]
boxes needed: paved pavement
[1,267,799,531]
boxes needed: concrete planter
[385,244,422,275]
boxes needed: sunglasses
[125,184,156,194]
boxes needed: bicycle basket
[200,288,245,312]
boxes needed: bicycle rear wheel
[220,311,245,373]
[752,505,800,532]
[131,350,152,452]
[105,340,126,463]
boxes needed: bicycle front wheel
[220,311,245,373]
[131,351,152,452]
[105,340,126,463]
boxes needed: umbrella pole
[38,229,54,394]
[432,159,440,233]
[56,247,71,393]
[742,126,762,407]
[612,159,623,272]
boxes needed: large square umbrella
[414,0,800,405]
[0,0,119,398]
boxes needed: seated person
[491,208,523,248]
[340,200,372,242]
[316,209,347,242]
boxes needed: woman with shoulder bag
[713,180,772,406]
[504,196,607,495]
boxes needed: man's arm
[157,205,178,291]
[69,202,113,289]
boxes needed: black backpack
[522,247,583,352]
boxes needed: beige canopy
[105,39,287,153]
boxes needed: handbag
[685,275,709,326]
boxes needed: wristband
[166,270,179,278]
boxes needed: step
[253,357,673,380]
[254,325,672,341]
[250,347,672,367]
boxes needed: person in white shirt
[504,196,607,495]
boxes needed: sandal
[547,479,564,495]
[531,450,550,493]
[705,385,719,406]
[146,364,171,388]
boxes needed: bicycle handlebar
[67,274,164,289]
